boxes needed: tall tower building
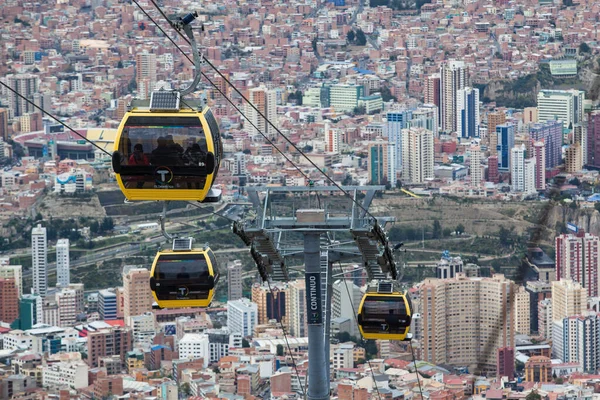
[488,155,499,183]
[331,280,362,337]
[538,299,553,339]
[470,145,483,187]
[56,287,78,327]
[537,89,585,129]
[424,73,440,111]
[87,327,133,368]
[227,298,258,337]
[587,111,600,168]
[123,268,153,323]
[251,283,286,325]
[56,239,70,287]
[486,111,506,154]
[246,86,278,139]
[456,87,480,138]
[367,141,393,185]
[551,279,587,321]
[5,74,39,117]
[514,286,531,335]
[555,232,600,297]
[531,141,546,191]
[0,278,19,325]
[0,108,9,140]
[227,260,243,301]
[529,120,563,169]
[524,158,536,195]
[324,122,341,154]
[418,273,515,375]
[385,110,411,169]
[31,224,48,297]
[402,128,434,184]
[496,124,515,171]
[565,143,583,173]
[0,264,22,297]
[99,289,118,320]
[573,124,588,165]
[15,294,42,330]
[440,60,469,133]
[511,145,526,192]
[135,52,157,100]
[286,280,307,337]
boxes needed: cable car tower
[233,186,402,400]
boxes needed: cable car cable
[0,81,112,157]
[137,0,379,222]
[409,340,425,400]
[334,262,382,400]
[129,0,312,185]
[265,279,307,398]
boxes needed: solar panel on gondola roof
[150,91,180,111]
[172,238,193,251]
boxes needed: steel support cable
[0,81,112,157]
[409,340,425,399]
[141,0,380,222]
[130,0,311,185]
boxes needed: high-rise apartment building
[565,143,583,173]
[440,60,469,133]
[251,283,286,325]
[511,145,526,192]
[331,280,362,337]
[496,124,515,171]
[538,299,553,339]
[385,110,411,169]
[574,124,588,165]
[0,108,9,140]
[424,74,440,111]
[486,111,506,154]
[135,52,157,100]
[227,298,258,337]
[514,286,530,335]
[0,278,18,324]
[402,128,434,184]
[56,239,70,287]
[456,87,480,138]
[469,145,482,187]
[555,232,600,297]
[98,289,117,320]
[529,120,563,169]
[87,327,133,368]
[587,111,600,168]
[531,141,546,191]
[31,224,47,297]
[367,140,394,185]
[488,155,499,183]
[286,280,306,337]
[56,288,78,327]
[560,313,600,373]
[524,158,536,195]
[0,264,22,297]
[409,104,439,137]
[526,281,552,335]
[523,107,538,124]
[246,86,278,139]
[227,260,243,301]
[5,74,39,117]
[537,89,585,129]
[418,273,515,374]
[551,279,587,322]
[123,268,153,323]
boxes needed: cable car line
[137,0,380,223]
[409,340,424,398]
[130,0,312,185]
[0,81,112,157]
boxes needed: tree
[346,30,355,43]
[432,220,442,239]
[180,382,191,396]
[117,60,124,68]
[525,391,542,400]
[396,180,402,189]
[380,86,397,102]
[364,340,378,358]
[579,42,591,53]
[276,344,284,356]
[242,338,250,348]
[455,224,465,235]
[498,226,513,247]
[355,29,367,46]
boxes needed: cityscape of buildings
[2,0,600,399]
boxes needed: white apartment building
[42,361,89,389]
[469,145,482,187]
[537,89,585,130]
[511,145,526,192]
[130,312,156,346]
[31,224,47,296]
[402,128,434,184]
[56,288,78,327]
[331,280,362,337]
[56,239,70,287]
[332,344,354,371]
[227,298,258,337]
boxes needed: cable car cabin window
[119,116,210,189]
[154,253,212,300]
[361,296,410,334]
